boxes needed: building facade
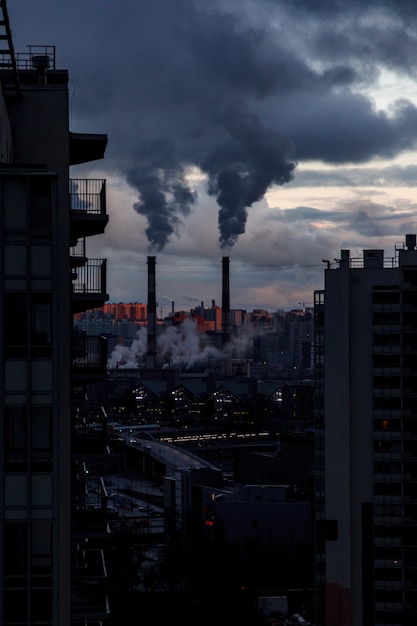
[0,5,110,624]
[314,235,417,626]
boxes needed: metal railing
[13,46,56,71]
[72,259,107,295]
[70,179,106,215]
[72,332,108,370]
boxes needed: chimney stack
[146,256,157,368]
[222,256,231,348]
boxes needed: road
[104,472,164,533]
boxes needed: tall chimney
[222,256,231,348]
[146,256,157,368]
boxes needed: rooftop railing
[13,46,56,71]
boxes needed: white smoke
[223,322,256,358]
[107,316,255,370]
[107,326,147,368]
[158,317,220,368]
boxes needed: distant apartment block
[76,301,314,373]
[75,301,147,322]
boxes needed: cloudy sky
[9,0,417,312]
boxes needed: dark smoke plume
[201,111,296,247]
[21,0,417,253]
[128,110,296,251]
[130,167,197,252]
[116,1,297,252]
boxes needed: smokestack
[222,256,231,348]
[146,256,157,368]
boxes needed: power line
[106,261,324,273]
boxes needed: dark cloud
[292,164,417,188]
[284,95,417,163]
[9,0,417,253]
[279,201,417,239]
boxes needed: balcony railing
[72,259,107,295]
[72,260,108,314]
[70,179,108,240]
[72,331,108,369]
[71,548,109,620]
[70,179,106,214]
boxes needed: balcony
[70,179,108,239]
[72,331,108,384]
[72,474,110,538]
[72,404,109,453]
[72,259,108,313]
[70,237,87,269]
[70,133,108,166]
[71,547,110,622]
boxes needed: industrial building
[314,235,417,626]
[0,3,111,624]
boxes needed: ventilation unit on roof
[405,234,416,250]
[32,54,50,84]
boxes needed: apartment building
[75,302,147,322]
[0,4,110,625]
[314,235,417,626]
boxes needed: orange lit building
[74,302,147,322]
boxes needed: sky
[8,0,417,313]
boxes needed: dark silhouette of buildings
[314,236,417,626]
[0,5,111,624]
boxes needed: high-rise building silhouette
[0,4,110,624]
[314,235,417,626]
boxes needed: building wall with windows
[0,11,109,625]
[314,235,417,626]
[1,67,72,626]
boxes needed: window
[373,397,401,410]
[5,360,28,392]
[372,291,400,305]
[4,243,27,276]
[31,520,52,572]
[5,474,28,508]
[325,519,338,540]
[3,177,27,230]
[31,243,51,275]
[32,407,52,459]
[3,521,28,574]
[31,474,52,507]
[30,588,53,621]
[30,177,52,233]
[31,360,52,392]
[373,354,401,368]
[4,406,28,461]
[3,590,28,622]
[31,294,52,345]
[4,293,28,346]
